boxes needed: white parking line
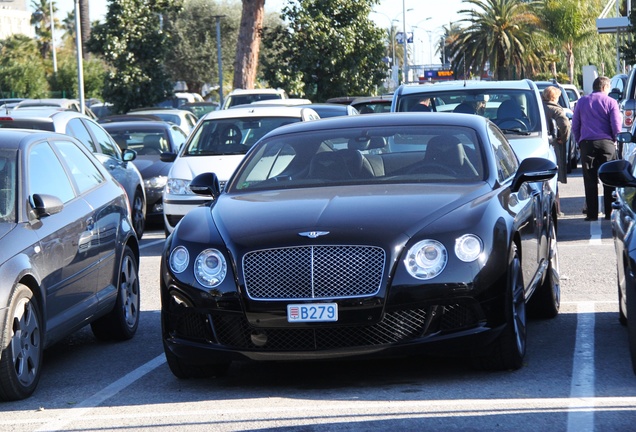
[140,239,164,250]
[567,301,596,432]
[35,355,166,432]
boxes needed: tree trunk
[79,0,90,59]
[232,0,265,90]
[566,41,575,85]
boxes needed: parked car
[296,103,359,117]
[350,95,393,114]
[102,121,188,225]
[0,108,147,238]
[614,68,636,133]
[181,101,220,118]
[157,92,204,108]
[609,73,629,102]
[598,135,636,375]
[90,102,114,119]
[561,84,582,108]
[0,129,140,400]
[392,79,560,192]
[162,105,320,234]
[534,80,579,172]
[221,88,288,110]
[13,98,98,120]
[160,113,559,378]
[126,108,198,136]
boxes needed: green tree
[163,0,242,97]
[261,0,386,101]
[540,0,596,84]
[30,0,58,59]
[88,0,183,113]
[0,35,49,98]
[448,0,544,80]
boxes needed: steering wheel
[496,118,528,130]
[406,162,457,176]
[220,125,242,145]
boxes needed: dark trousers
[579,139,616,217]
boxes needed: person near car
[542,86,570,185]
[571,76,622,221]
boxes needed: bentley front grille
[243,245,385,300]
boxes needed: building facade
[0,0,34,40]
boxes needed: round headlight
[404,240,447,280]
[194,249,227,288]
[455,234,483,262]
[169,246,189,273]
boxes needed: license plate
[287,303,338,323]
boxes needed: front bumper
[161,283,504,363]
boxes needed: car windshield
[0,149,17,223]
[184,117,301,156]
[230,125,485,192]
[395,89,541,133]
[106,128,171,154]
[227,94,282,108]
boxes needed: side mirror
[160,152,178,163]
[616,132,633,144]
[122,148,137,162]
[189,172,221,199]
[511,157,557,192]
[599,159,636,188]
[30,193,64,218]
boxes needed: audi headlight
[194,249,227,288]
[405,240,447,280]
[169,246,189,273]
[166,178,194,195]
[455,234,483,262]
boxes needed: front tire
[0,284,43,401]
[91,246,140,341]
[131,189,145,240]
[474,243,526,371]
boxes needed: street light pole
[402,0,407,83]
[74,0,84,114]
[50,1,57,74]
[214,15,225,106]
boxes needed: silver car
[0,108,147,238]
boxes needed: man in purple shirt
[571,76,622,221]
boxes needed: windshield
[230,125,485,192]
[0,149,17,223]
[396,89,541,133]
[184,117,301,156]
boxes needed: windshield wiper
[500,128,531,136]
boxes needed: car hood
[170,154,244,182]
[212,183,491,247]
[132,157,172,178]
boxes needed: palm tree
[233,0,265,89]
[30,0,57,59]
[79,0,90,59]
[448,0,544,80]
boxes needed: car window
[0,119,55,131]
[29,141,75,203]
[231,125,485,191]
[184,117,302,156]
[395,89,541,133]
[52,140,104,194]
[488,123,518,182]
[86,120,122,159]
[66,118,97,152]
[0,149,17,222]
[185,113,197,129]
[170,126,187,150]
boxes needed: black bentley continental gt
[160,113,559,378]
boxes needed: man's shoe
[584,216,598,221]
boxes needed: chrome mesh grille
[243,245,385,300]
